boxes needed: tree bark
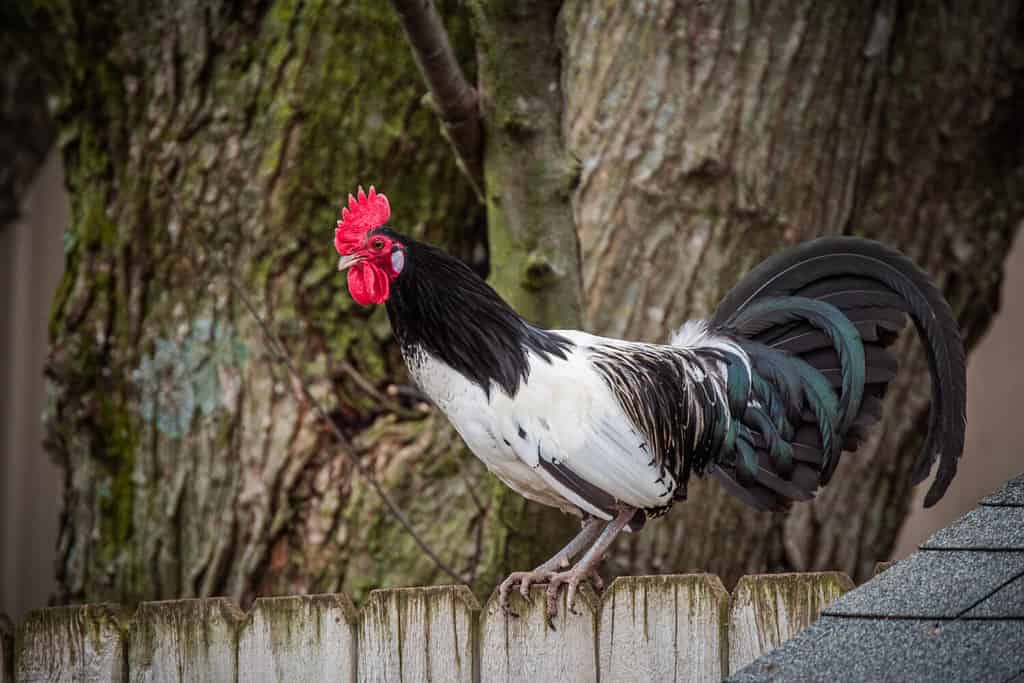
[31,0,570,608]
[470,0,585,326]
[562,0,1024,585]
[28,0,1024,610]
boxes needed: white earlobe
[391,248,405,274]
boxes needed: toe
[545,592,559,629]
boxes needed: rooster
[333,187,966,618]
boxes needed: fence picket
[357,585,478,683]
[15,604,125,682]
[130,598,244,683]
[599,574,729,682]
[239,593,358,682]
[727,572,854,673]
[480,585,598,682]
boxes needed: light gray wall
[895,231,1024,556]
[0,150,65,622]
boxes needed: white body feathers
[404,325,745,521]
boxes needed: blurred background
[4,1,1024,629]
[3,149,1021,622]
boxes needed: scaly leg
[498,517,606,612]
[542,506,635,622]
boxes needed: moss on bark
[31,0,1024,610]
[34,0,569,608]
[563,0,1024,585]
[469,0,584,328]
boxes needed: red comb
[334,186,391,255]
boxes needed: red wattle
[347,262,390,305]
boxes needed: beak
[337,253,362,271]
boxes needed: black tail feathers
[709,236,966,510]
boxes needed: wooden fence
[4,572,855,682]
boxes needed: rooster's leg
[542,506,635,622]
[498,517,605,611]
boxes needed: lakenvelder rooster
[333,187,966,618]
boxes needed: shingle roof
[729,472,1024,682]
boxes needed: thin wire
[213,254,468,584]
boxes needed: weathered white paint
[5,572,859,681]
[130,598,243,683]
[728,572,855,673]
[239,594,358,683]
[15,604,125,682]
[357,585,478,683]
[599,574,728,682]
[480,585,598,682]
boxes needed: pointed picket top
[480,584,599,682]
[130,598,245,683]
[15,603,126,683]
[728,571,854,673]
[599,574,729,682]
[0,570,880,681]
[239,593,358,683]
[358,585,479,683]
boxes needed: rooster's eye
[371,238,385,250]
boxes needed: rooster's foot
[498,570,558,615]
[541,566,604,626]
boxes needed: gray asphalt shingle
[921,505,1024,550]
[730,473,1024,681]
[824,550,1024,618]
[728,616,1024,683]
[964,574,1024,618]
[980,477,1024,507]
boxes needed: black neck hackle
[377,228,574,397]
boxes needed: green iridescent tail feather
[707,236,966,511]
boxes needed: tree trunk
[562,0,1024,585]
[31,0,572,608]
[28,0,1024,610]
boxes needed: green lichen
[131,318,248,438]
[36,0,581,610]
[95,395,137,541]
[468,0,584,329]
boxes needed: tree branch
[389,0,484,196]
[467,0,585,329]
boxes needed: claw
[497,510,624,628]
[531,564,605,628]
[565,579,580,614]
[545,585,560,628]
[519,576,533,602]
[503,507,630,627]
[499,570,559,616]
[498,574,522,617]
